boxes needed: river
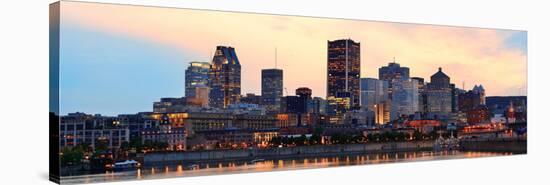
[60,150,515,184]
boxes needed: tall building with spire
[208,46,241,108]
[327,39,361,110]
[378,61,410,104]
[379,61,410,86]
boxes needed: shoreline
[143,141,435,165]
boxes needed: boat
[250,158,265,164]
[112,160,140,171]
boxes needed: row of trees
[60,137,169,167]
[270,134,322,146]
[267,130,442,147]
[127,137,169,152]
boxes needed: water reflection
[61,151,513,184]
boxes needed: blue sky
[504,31,527,54]
[60,24,201,116]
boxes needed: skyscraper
[379,61,410,101]
[391,79,419,120]
[426,67,453,115]
[411,77,427,114]
[360,78,389,111]
[295,87,312,113]
[360,78,389,124]
[327,39,361,110]
[261,69,283,114]
[208,46,241,108]
[185,61,210,98]
[379,61,410,86]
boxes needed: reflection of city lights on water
[73,151,512,184]
[176,165,183,175]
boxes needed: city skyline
[59,1,527,116]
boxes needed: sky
[58,1,527,116]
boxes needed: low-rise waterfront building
[60,113,129,150]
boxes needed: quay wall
[144,141,433,165]
[460,138,527,153]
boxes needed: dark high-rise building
[261,69,283,114]
[296,87,312,113]
[208,46,241,108]
[185,61,210,98]
[327,39,361,110]
[240,93,262,105]
[296,87,312,99]
[284,96,306,114]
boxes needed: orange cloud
[60,1,527,97]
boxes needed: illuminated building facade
[326,92,352,124]
[373,102,390,125]
[185,61,210,98]
[208,46,241,108]
[59,113,129,150]
[327,39,361,110]
[188,86,209,107]
[466,105,491,124]
[141,114,186,151]
[149,112,277,137]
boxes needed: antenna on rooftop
[275,47,278,69]
[284,87,288,96]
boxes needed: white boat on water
[113,160,140,171]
